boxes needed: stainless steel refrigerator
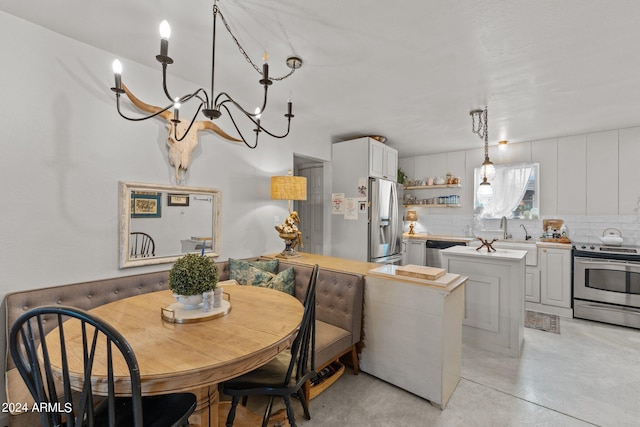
[331,177,403,264]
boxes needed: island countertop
[367,264,467,293]
[402,233,475,243]
[441,245,527,260]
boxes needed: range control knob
[590,245,596,250]
[581,245,586,249]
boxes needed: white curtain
[476,164,533,218]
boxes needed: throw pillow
[243,265,296,295]
[229,258,279,285]
[266,267,296,295]
[243,265,275,287]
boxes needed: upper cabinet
[619,127,640,214]
[369,139,398,182]
[586,130,618,215]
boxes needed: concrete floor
[241,316,640,426]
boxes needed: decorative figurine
[476,237,497,253]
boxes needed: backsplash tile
[411,213,640,246]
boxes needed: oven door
[574,256,640,307]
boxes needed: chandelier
[470,106,494,203]
[110,0,303,149]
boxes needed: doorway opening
[294,156,324,255]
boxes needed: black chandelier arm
[115,94,174,122]
[178,87,210,107]
[221,104,257,149]
[214,87,269,118]
[238,106,292,139]
[161,63,175,103]
[173,102,206,142]
[160,63,211,108]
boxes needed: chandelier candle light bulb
[173,98,181,122]
[158,20,171,60]
[112,59,122,91]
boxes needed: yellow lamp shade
[406,210,418,222]
[271,175,307,201]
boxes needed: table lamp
[271,171,307,258]
[406,210,418,235]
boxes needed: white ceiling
[4,0,640,157]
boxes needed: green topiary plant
[169,253,218,296]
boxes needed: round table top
[45,285,304,396]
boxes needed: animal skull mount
[121,84,242,181]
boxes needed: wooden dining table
[44,284,304,427]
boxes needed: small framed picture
[168,193,190,207]
[358,201,367,213]
[131,192,161,218]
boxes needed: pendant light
[470,106,494,202]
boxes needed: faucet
[500,216,512,239]
[520,223,532,240]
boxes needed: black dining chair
[9,305,196,427]
[223,264,319,427]
[130,232,155,258]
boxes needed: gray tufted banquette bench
[4,258,364,427]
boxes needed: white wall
[0,11,330,414]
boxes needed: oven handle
[574,257,640,270]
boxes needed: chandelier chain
[217,7,296,81]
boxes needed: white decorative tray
[161,299,231,324]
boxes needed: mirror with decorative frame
[119,181,221,268]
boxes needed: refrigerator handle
[389,182,399,255]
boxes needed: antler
[122,84,242,143]
[198,121,242,143]
[121,83,172,121]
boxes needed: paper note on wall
[344,198,358,220]
[331,193,345,214]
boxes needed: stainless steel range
[573,243,640,329]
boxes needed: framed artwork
[168,193,190,206]
[131,192,161,218]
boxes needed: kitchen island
[361,264,467,409]
[441,245,526,357]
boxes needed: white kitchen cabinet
[539,247,572,310]
[586,130,618,215]
[406,240,426,265]
[525,267,541,303]
[557,135,587,215]
[619,127,640,214]
[369,138,398,182]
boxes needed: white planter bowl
[173,294,203,309]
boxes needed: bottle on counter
[560,224,567,238]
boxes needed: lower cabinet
[406,240,426,266]
[540,247,572,308]
[525,267,541,303]
[526,246,572,317]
